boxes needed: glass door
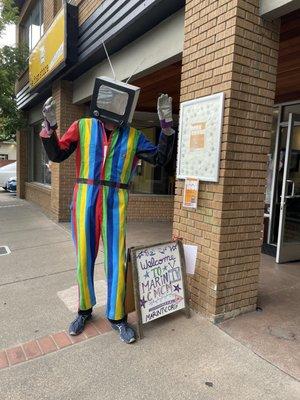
[276,113,300,263]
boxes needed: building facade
[15,0,300,321]
[16,0,183,221]
[0,142,16,167]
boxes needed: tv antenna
[102,40,146,85]
[102,41,116,81]
[125,57,146,84]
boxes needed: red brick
[84,323,100,338]
[92,317,112,334]
[23,340,42,360]
[68,332,87,344]
[0,351,8,369]
[52,332,72,349]
[6,346,26,365]
[38,336,57,354]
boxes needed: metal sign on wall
[29,4,78,90]
[177,92,225,182]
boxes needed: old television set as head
[90,76,140,127]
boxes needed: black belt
[76,178,129,190]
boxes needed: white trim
[274,99,300,107]
[268,105,282,244]
[260,0,300,19]
[276,113,293,263]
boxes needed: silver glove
[157,94,173,130]
[42,97,57,130]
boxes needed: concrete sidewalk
[0,191,299,400]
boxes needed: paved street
[0,190,299,400]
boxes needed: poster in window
[177,92,225,182]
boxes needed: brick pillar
[16,129,28,199]
[174,0,280,322]
[51,80,85,221]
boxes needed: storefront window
[28,122,51,186]
[20,0,44,51]
[131,127,176,195]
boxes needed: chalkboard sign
[130,240,190,338]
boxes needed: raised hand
[157,93,173,130]
[42,97,57,130]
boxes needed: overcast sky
[0,24,16,47]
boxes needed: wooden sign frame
[129,240,190,339]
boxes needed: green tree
[0,0,28,142]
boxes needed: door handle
[286,180,295,198]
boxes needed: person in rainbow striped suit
[40,83,174,343]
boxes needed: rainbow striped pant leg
[102,186,128,321]
[71,183,101,311]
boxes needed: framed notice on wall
[183,178,199,209]
[129,241,190,338]
[177,92,225,182]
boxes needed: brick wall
[174,0,280,321]
[51,80,85,221]
[127,195,174,221]
[25,182,51,214]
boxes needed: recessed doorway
[264,103,300,263]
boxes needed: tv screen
[91,76,140,126]
[97,85,129,116]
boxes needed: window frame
[19,0,44,52]
[28,120,52,187]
